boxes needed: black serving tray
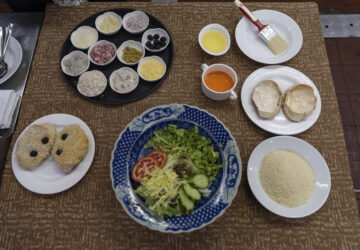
[60,8,174,105]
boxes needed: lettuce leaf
[146,124,223,182]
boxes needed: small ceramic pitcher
[201,63,238,101]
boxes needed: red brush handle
[234,0,266,31]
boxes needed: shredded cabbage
[135,154,185,218]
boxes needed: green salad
[132,124,223,218]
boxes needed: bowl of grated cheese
[247,136,331,218]
[137,56,166,82]
[95,12,123,35]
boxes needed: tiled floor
[325,38,360,214]
[1,0,360,214]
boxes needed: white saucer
[0,36,23,85]
[247,136,331,218]
[241,65,321,135]
[235,9,302,64]
[12,114,95,194]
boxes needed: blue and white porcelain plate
[110,104,242,233]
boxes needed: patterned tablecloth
[1,2,359,249]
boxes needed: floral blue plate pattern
[110,104,242,233]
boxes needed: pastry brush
[234,0,288,55]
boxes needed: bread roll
[283,84,317,122]
[252,80,282,119]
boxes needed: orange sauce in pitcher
[204,71,234,92]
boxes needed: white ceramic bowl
[77,70,107,97]
[95,11,123,35]
[141,28,170,53]
[123,10,150,34]
[137,56,166,82]
[201,63,238,101]
[198,23,231,56]
[61,50,90,77]
[117,40,145,66]
[88,40,117,66]
[109,67,139,94]
[70,26,99,50]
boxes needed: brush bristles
[267,35,288,55]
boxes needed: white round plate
[247,136,331,218]
[241,65,321,135]
[0,36,23,85]
[235,9,302,64]
[12,114,95,194]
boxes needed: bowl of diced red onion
[88,40,117,66]
[123,11,150,34]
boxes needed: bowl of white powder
[77,70,107,97]
[123,11,149,34]
[109,67,139,94]
[61,50,90,77]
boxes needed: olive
[155,44,161,50]
[42,137,49,144]
[154,40,160,45]
[153,34,160,40]
[62,134,68,140]
[30,151,38,157]
[160,36,166,42]
[56,149,62,155]
[159,41,166,47]
[148,43,155,50]
[147,34,153,41]
[146,41,152,48]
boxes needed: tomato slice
[147,150,168,168]
[131,156,157,183]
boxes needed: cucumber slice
[191,174,209,189]
[183,183,201,201]
[179,188,194,213]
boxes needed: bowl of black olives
[141,28,170,52]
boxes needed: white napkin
[0,90,20,129]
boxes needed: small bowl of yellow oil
[198,24,230,56]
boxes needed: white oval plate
[247,136,331,218]
[241,65,321,135]
[235,9,302,64]
[11,114,95,194]
[0,36,23,85]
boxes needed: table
[1,2,360,249]
[0,12,44,183]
